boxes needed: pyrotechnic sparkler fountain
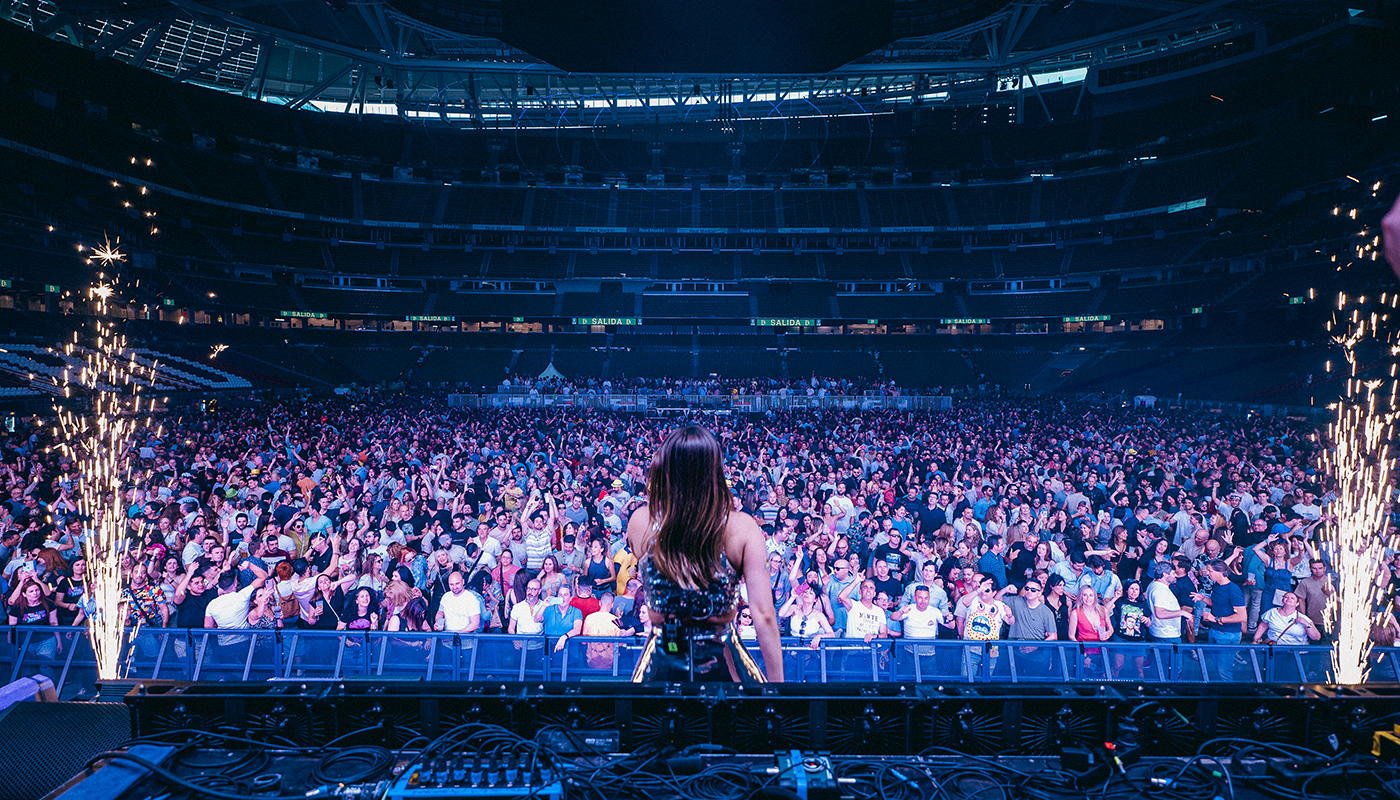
[1322,291,1399,684]
[52,234,161,679]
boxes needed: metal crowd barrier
[1,627,1389,698]
[448,393,954,412]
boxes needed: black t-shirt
[455,488,479,516]
[54,576,85,625]
[916,505,946,535]
[304,595,339,630]
[342,605,376,630]
[1113,598,1151,642]
[872,543,909,575]
[1047,597,1071,641]
[1007,544,1037,585]
[176,588,216,628]
[308,545,334,574]
[409,514,434,538]
[424,572,453,618]
[1114,548,1142,582]
[872,574,904,601]
[450,525,474,547]
[1170,574,1196,607]
[1228,509,1252,544]
[273,503,298,527]
[14,606,50,625]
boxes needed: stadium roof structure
[0,0,1371,126]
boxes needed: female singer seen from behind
[627,425,783,683]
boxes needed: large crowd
[494,374,935,397]
[0,388,1381,679]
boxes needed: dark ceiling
[494,0,898,74]
[3,0,1364,127]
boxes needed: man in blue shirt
[972,485,993,521]
[541,583,584,653]
[978,535,1008,589]
[1082,555,1122,606]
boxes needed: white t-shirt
[902,582,950,612]
[276,534,299,558]
[789,611,826,639]
[292,576,318,616]
[1291,502,1321,521]
[901,605,943,640]
[181,541,204,567]
[957,599,1008,642]
[205,585,256,629]
[845,602,886,639]
[952,517,982,542]
[204,585,257,646]
[478,537,502,570]
[509,600,544,635]
[827,495,856,533]
[439,590,482,632]
[1260,608,1309,646]
[600,512,623,535]
[1146,581,1182,639]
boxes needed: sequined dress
[629,551,766,684]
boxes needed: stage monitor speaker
[120,681,1400,758]
[0,701,129,800]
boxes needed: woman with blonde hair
[1070,584,1113,675]
[626,426,782,683]
[383,579,413,627]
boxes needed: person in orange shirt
[582,592,634,670]
[612,540,637,595]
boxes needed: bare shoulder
[723,511,765,572]
[626,505,653,554]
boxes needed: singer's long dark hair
[646,426,730,589]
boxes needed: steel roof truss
[173,32,265,83]
[287,60,355,109]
